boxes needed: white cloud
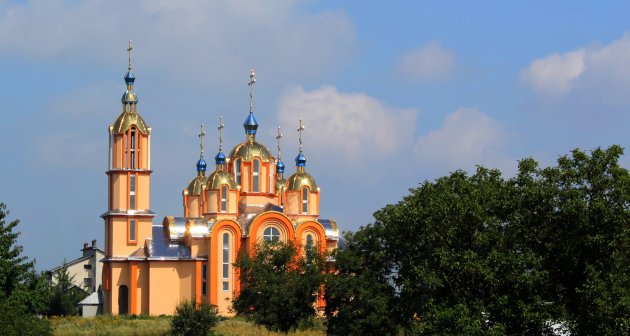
[414,108,507,172]
[521,33,630,97]
[277,86,417,163]
[0,0,356,84]
[397,42,455,81]
[521,49,585,95]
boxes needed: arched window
[263,227,280,242]
[234,159,241,185]
[306,233,314,249]
[269,170,274,194]
[220,186,228,213]
[129,174,136,210]
[252,159,260,192]
[222,233,230,291]
[302,187,309,214]
[130,128,136,169]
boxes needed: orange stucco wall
[148,261,196,315]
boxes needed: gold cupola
[205,117,239,216]
[285,119,319,217]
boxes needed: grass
[50,315,326,336]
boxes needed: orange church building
[101,46,340,316]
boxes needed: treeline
[235,146,630,336]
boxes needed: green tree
[327,146,630,335]
[233,240,325,333]
[0,203,52,335]
[48,260,88,316]
[171,300,220,336]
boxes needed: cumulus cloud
[397,42,455,81]
[414,108,507,172]
[277,86,417,163]
[0,0,356,84]
[521,33,630,97]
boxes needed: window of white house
[222,233,230,291]
[263,227,280,242]
[253,159,260,192]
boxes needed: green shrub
[171,301,220,336]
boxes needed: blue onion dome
[295,152,306,167]
[124,71,136,85]
[196,158,207,172]
[215,152,226,165]
[243,112,258,135]
[276,160,285,174]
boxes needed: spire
[215,116,226,166]
[295,119,306,168]
[122,40,138,105]
[196,123,207,174]
[276,126,285,174]
[243,68,258,137]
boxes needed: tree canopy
[233,240,325,333]
[326,146,630,336]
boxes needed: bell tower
[102,41,154,314]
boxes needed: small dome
[185,174,208,196]
[110,110,150,135]
[196,158,207,172]
[229,140,274,162]
[121,90,137,104]
[243,112,258,134]
[286,171,317,191]
[276,160,285,174]
[275,178,287,194]
[206,170,238,190]
[124,71,136,85]
[295,153,306,167]
[215,152,226,165]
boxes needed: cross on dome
[218,116,224,152]
[248,68,256,113]
[198,123,206,159]
[276,126,283,160]
[297,119,305,153]
[127,40,133,71]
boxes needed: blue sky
[2,0,630,270]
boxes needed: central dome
[229,139,274,162]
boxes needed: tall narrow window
[306,234,314,249]
[269,169,274,194]
[234,159,241,185]
[222,233,229,291]
[252,159,260,192]
[129,174,136,210]
[220,186,228,212]
[202,264,207,296]
[302,187,308,214]
[263,227,280,242]
[130,128,136,169]
[129,219,136,242]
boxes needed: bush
[0,300,52,336]
[171,301,220,336]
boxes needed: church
[101,44,340,316]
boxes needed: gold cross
[276,126,283,160]
[248,68,256,113]
[218,116,224,152]
[198,123,206,158]
[297,119,305,153]
[127,40,133,71]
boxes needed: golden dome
[206,170,237,190]
[275,178,287,194]
[184,174,208,196]
[286,171,317,191]
[111,111,150,135]
[228,139,274,162]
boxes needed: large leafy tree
[0,203,52,335]
[326,146,630,336]
[233,240,325,333]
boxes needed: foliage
[170,300,220,336]
[48,260,89,316]
[233,240,325,334]
[0,202,52,335]
[326,146,630,335]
